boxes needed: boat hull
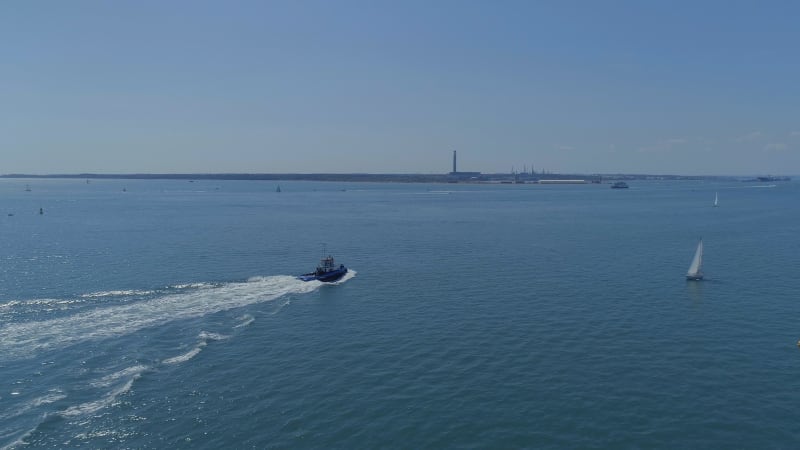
[686,274,703,281]
[298,267,348,282]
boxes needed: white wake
[0,275,336,359]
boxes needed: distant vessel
[686,239,704,281]
[743,176,791,182]
[298,252,348,282]
[611,181,629,189]
[276,185,281,193]
[25,184,31,192]
[713,192,719,207]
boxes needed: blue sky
[2,0,799,175]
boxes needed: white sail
[687,239,703,279]
[714,192,718,207]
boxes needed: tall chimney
[453,150,457,173]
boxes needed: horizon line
[1,172,791,180]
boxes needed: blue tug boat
[298,254,348,282]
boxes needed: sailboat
[686,239,704,281]
[276,185,281,193]
[713,192,719,207]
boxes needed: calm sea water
[1,178,798,448]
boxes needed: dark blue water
[1,178,798,448]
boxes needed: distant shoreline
[0,173,770,183]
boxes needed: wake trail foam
[0,321,263,447]
[271,299,291,315]
[1,428,36,450]
[234,314,254,328]
[1,283,220,313]
[81,289,155,298]
[0,275,323,359]
[90,365,150,388]
[162,331,230,365]
[330,269,357,285]
[0,298,82,311]
[51,329,224,425]
[0,390,66,421]
[162,344,205,365]
[60,377,137,418]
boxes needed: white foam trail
[270,299,291,315]
[170,282,215,290]
[91,365,150,388]
[73,428,134,441]
[0,298,82,310]
[162,331,228,365]
[0,390,66,420]
[198,331,229,341]
[162,343,206,365]
[234,314,254,328]
[330,269,357,285]
[81,289,155,298]
[60,377,137,417]
[30,391,67,407]
[1,428,35,450]
[0,275,326,359]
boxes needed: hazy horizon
[1,170,795,179]
[3,1,799,176]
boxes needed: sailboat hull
[686,274,703,281]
